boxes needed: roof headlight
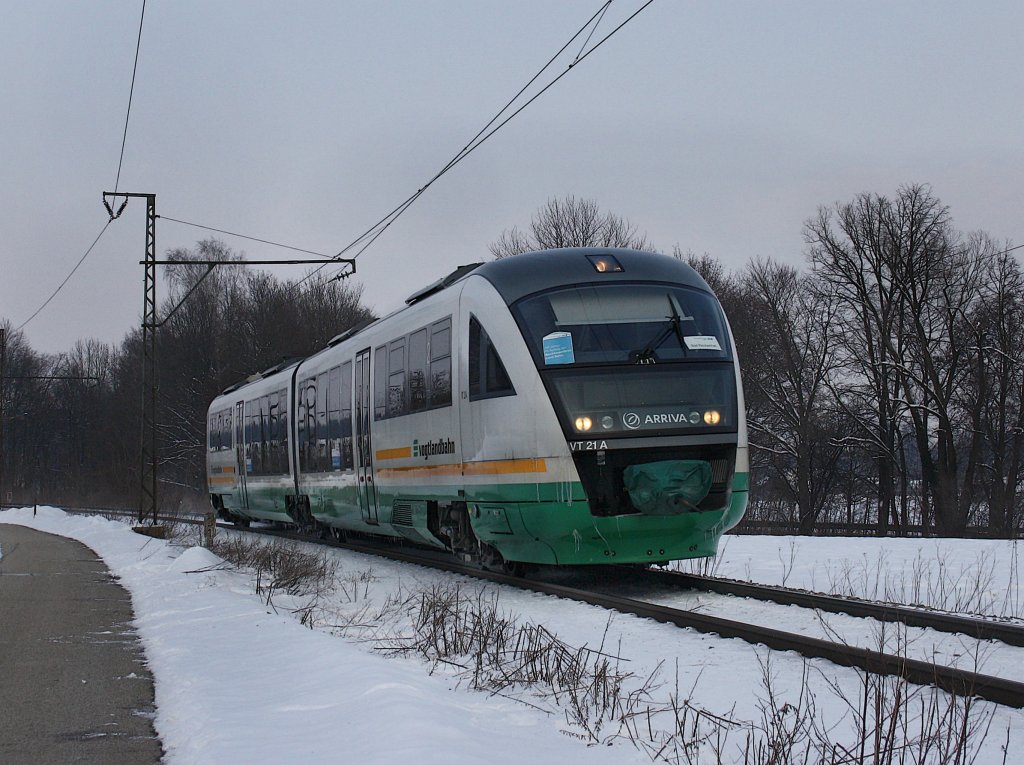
[586,254,624,273]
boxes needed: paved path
[0,524,163,763]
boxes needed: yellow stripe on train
[377,458,547,478]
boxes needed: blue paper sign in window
[542,331,575,365]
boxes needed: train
[206,247,748,570]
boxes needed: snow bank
[0,508,628,764]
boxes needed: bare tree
[489,196,649,258]
[807,192,913,533]
[740,258,844,532]
[808,184,992,536]
[673,247,729,293]
[964,239,1024,535]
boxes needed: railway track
[628,568,1024,648]
[34,507,1024,709]
[225,522,1024,709]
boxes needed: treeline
[0,239,373,509]
[699,185,1023,537]
[1,186,1020,536]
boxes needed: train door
[234,400,249,511]
[353,349,378,524]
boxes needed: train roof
[468,248,712,305]
[217,358,301,396]
[402,249,711,309]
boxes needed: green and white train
[206,248,748,568]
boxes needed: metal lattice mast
[0,327,6,506]
[104,190,353,528]
[104,191,158,524]
[140,193,157,524]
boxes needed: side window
[250,398,261,475]
[469,316,515,401]
[373,345,387,421]
[297,378,312,472]
[327,366,341,470]
[268,392,280,475]
[408,328,428,412]
[209,415,216,451]
[387,339,406,418]
[222,409,232,451]
[340,361,353,469]
[278,388,288,474]
[259,395,270,476]
[244,401,254,474]
[328,366,341,442]
[429,317,452,408]
[316,372,329,472]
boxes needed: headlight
[574,416,593,432]
[703,410,721,425]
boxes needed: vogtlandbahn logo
[412,438,456,459]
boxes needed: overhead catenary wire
[113,0,147,195]
[27,1,650,329]
[157,216,333,259]
[131,5,632,299]
[14,0,146,332]
[336,1,620,258]
[574,0,612,63]
[163,2,636,297]
[15,221,113,332]
[334,1,655,267]
[115,2,654,302]
[303,0,655,287]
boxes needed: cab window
[469,316,515,401]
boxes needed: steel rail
[249,528,1024,710]
[634,570,1024,648]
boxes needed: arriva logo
[622,412,642,430]
[622,412,702,429]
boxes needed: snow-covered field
[1,507,1019,764]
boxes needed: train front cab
[458,249,749,566]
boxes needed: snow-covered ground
[680,534,1023,621]
[1,507,1019,764]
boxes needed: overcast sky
[2,1,1021,354]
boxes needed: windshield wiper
[630,295,692,364]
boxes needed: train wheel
[501,559,527,578]
[480,543,530,578]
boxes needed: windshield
[511,284,737,438]
[513,283,731,367]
